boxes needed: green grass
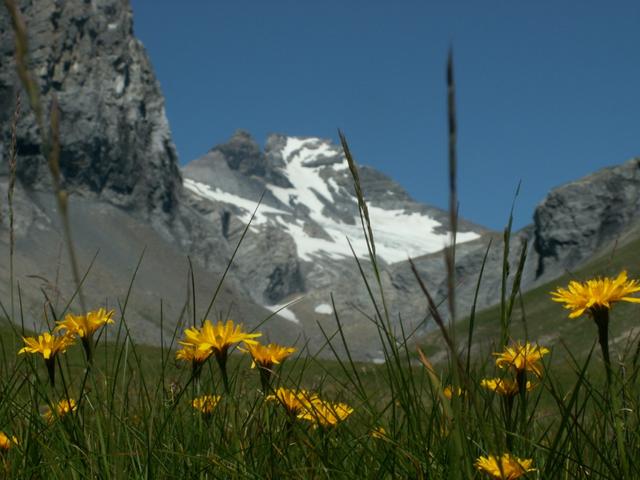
[1,230,637,478]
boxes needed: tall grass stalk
[4,0,86,313]
[8,92,20,322]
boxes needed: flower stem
[592,306,629,474]
[517,369,528,441]
[258,365,272,393]
[593,307,612,384]
[45,358,55,387]
[216,350,230,394]
[81,337,93,365]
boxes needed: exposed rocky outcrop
[533,158,640,279]
[0,0,181,217]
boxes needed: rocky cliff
[0,0,181,216]
[533,158,640,279]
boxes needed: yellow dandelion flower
[244,342,296,369]
[179,319,262,392]
[18,332,75,360]
[443,385,464,400]
[298,398,353,427]
[55,308,115,339]
[191,395,221,415]
[475,454,535,479]
[551,271,640,319]
[179,319,261,355]
[175,344,212,365]
[494,342,549,377]
[244,342,296,390]
[19,332,75,385]
[266,388,317,416]
[0,432,17,451]
[480,378,535,397]
[43,398,77,423]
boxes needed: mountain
[390,157,640,345]
[420,194,640,366]
[1,0,639,361]
[182,130,485,304]
[180,131,491,359]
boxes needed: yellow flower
[191,395,221,415]
[43,398,77,423]
[475,454,535,479]
[494,342,549,377]
[266,388,317,416]
[443,385,463,400]
[179,319,261,355]
[370,426,387,439]
[244,342,296,369]
[480,378,535,397]
[0,432,17,451]
[551,271,640,318]
[18,332,75,360]
[55,308,115,339]
[179,320,261,392]
[175,344,212,364]
[298,399,353,427]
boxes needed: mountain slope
[420,227,640,369]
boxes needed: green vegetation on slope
[421,233,640,377]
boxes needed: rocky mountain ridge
[182,130,485,308]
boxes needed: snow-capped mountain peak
[184,132,481,267]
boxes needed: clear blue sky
[130,0,640,230]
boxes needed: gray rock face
[533,158,640,279]
[0,0,181,216]
[214,130,291,188]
